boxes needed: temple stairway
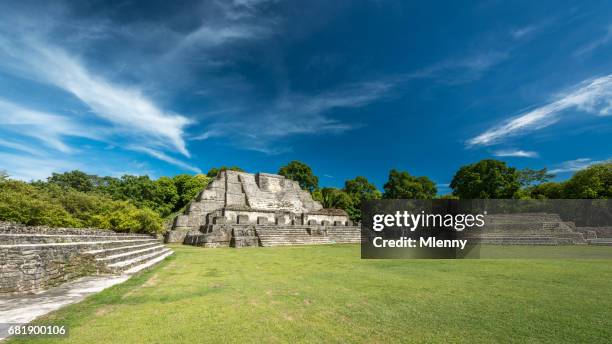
[255,226,360,247]
[1,232,173,275]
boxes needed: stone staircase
[255,226,361,247]
[587,238,612,246]
[82,239,173,274]
[1,224,173,294]
[466,236,560,245]
[256,227,333,246]
[1,233,172,274]
[326,227,361,244]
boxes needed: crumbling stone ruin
[468,213,612,245]
[165,170,360,247]
[0,222,173,294]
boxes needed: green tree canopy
[344,176,381,201]
[529,182,565,199]
[47,170,100,192]
[206,166,244,178]
[343,176,381,221]
[450,159,520,199]
[563,162,612,198]
[0,179,162,233]
[383,169,437,199]
[278,161,319,193]
[518,168,555,187]
[172,174,211,209]
[319,187,353,210]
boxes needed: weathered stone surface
[166,170,359,247]
[1,222,173,295]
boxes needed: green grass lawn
[10,244,612,344]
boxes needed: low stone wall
[0,221,169,295]
[576,227,612,238]
[0,222,118,236]
[179,223,361,247]
[0,245,98,294]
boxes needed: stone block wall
[0,245,98,294]
[576,227,612,238]
[1,222,171,295]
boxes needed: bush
[0,179,163,234]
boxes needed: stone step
[124,250,174,274]
[106,247,173,273]
[588,238,612,246]
[468,237,559,245]
[0,233,155,245]
[0,239,161,250]
[83,242,161,257]
[94,245,167,265]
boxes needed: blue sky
[0,0,611,193]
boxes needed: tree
[563,162,612,198]
[518,168,555,187]
[206,166,244,178]
[344,176,381,201]
[172,174,211,211]
[344,176,381,221]
[530,182,565,199]
[0,170,8,181]
[320,187,353,210]
[450,159,520,199]
[382,169,437,199]
[47,170,99,192]
[278,161,319,193]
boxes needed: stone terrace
[0,222,173,295]
[166,170,361,247]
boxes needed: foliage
[0,180,79,227]
[529,182,565,199]
[528,163,612,199]
[172,174,211,209]
[319,187,353,210]
[206,166,244,178]
[0,170,9,181]
[518,168,555,187]
[46,170,101,192]
[41,170,210,218]
[382,169,437,199]
[278,160,319,193]
[343,176,381,221]
[436,194,459,200]
[563,163,612,199]
[450,159,520,199]
[0,177,176,234]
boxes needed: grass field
[9,244,612,344]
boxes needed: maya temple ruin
[164,170,361,247]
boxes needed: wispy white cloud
[129,146,202,173]
[574,24,612,57]
[0,99,102,153]
[409,51,509,84]
[511,26,537,40]
[179,24,268,50]
[0,138,43,156]
[549,157,611,174]
[197,80,395,153]
[0,152,81,181]
[468,74,612,146]
[0,39,194,156]
[493,149,538,158]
